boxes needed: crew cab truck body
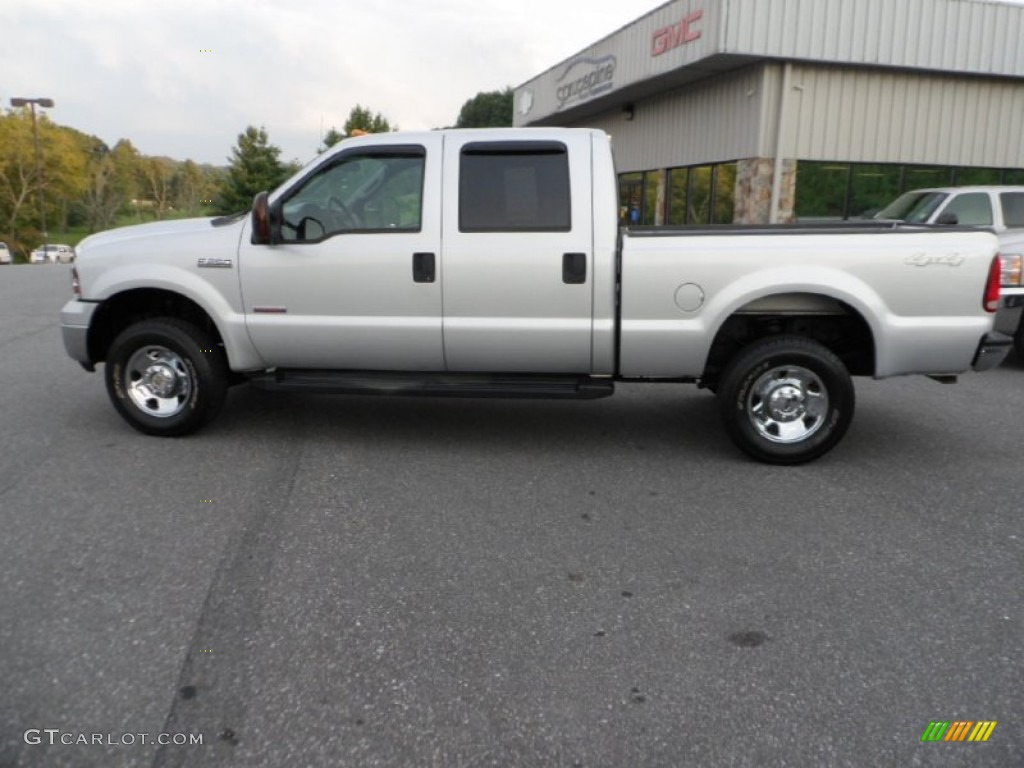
[60,128,1010,464]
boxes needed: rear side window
[1000,192,1024,227]
[459,142,571,232]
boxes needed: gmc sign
[652,9,703,56]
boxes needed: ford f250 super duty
[60,128,1011,464]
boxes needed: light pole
[10,97,55,261]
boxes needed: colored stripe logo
[921,721,997,742]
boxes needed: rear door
[440,133,595,372]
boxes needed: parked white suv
[30,244,74,264]
[0,242,12,265]
[875,186,1024,232]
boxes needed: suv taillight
[984,255,1001,313]
[1000,253,1023,287]
[71,266,81,297]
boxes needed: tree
[139,156,177,218]
[0,108,87,251]
[79,138,140,232]
[215,125,295,215]
[455,88,514,128]
[319,105,396,153]
[344,105,395,136]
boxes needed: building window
[714,163,736,224]
[954,167,1002,186]
[660,162,737,225]
[619,172,644,224]
[795,162,1024,221]
[795,163,850,219]
[642,172,660,225]
[849,164,902,218]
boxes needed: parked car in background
[0,243,12,265]
[30,244,74,264]
[875,186,1024,232]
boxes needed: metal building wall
[567,66,767,174]
[722,0,1024,79]
[765,62,1024,167]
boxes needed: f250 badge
[197,258,233,269]
[905,253,964,267]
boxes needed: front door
[238,135,443,370]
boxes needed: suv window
[459,142,570,232]
[280,147,425,242]
[942,193,993,226]
[1000,192,1024,228]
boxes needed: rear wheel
[717,336,854,464]
[1014,318,1024,360]
[105,318,228,436]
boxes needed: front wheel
[105,318,228,436]
[717,336,854,465]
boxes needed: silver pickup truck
[60,128,1010,464]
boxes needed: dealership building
[514,0,1024,225]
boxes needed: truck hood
[77,215,244,254]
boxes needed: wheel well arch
[87,288,224,364]
[702,293,876,385]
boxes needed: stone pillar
[733,158,796,224]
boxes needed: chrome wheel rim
[124,345,192,418]
[747,365,829,444]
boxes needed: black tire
[717,335,854,465]
[1014,319,1024,361]
[104,318,228,436]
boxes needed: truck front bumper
[60,299,99,371]
[971,331,1012,372]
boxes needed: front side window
[280,148,425,242]
[942,193,993,226]
[459,142,570,232]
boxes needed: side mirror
[251,191,277,244]
[935,211,959,226]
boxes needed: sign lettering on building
[652,9,703,56]
[555,55,617,110]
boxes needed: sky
[0,0,668,166]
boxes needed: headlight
[1000,253,1022,287]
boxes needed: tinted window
[280,148,425,242]
[460,143,570,232]
[1000,193,1024,228]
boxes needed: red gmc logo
[652,9,703,56]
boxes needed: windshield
[875,191,948,223]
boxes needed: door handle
[562,252,587,284]
[413,252,435,283]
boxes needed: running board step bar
[247,370,615,400]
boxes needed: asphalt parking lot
[0,265,1020,767]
